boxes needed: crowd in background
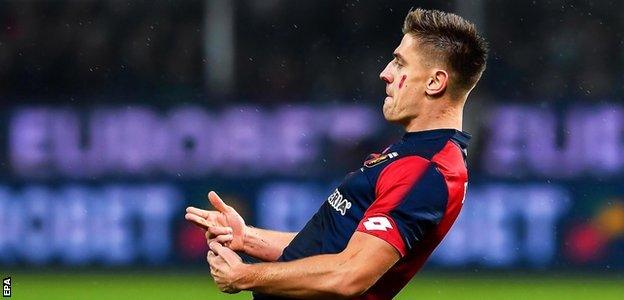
[0,0,621,103]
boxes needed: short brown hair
[403,8,488,92]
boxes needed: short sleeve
[356,156,448,257]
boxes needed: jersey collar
[402,129,471,149]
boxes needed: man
[185,8,488,299]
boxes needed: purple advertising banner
[9,105,382,178]
[1,102,624,269]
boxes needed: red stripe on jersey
[431,141,468,240]
[356,156,430,256]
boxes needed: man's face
[379,34,430,124]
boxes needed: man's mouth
[385,87,393,102]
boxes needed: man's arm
[243,226,297,262]
[185,191,296,262]
[208,231,400,299]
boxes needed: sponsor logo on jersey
[327,189,352,216]
[363,216,393,231]
[363,152,398,168]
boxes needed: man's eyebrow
[393,53,406,63]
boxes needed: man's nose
[379,64,393,84]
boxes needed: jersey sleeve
[356,156,448,257]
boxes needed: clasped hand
[185,191,249,293]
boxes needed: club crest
[363,152,398,168]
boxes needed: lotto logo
[363,217,393,231]
[2,277,10,298]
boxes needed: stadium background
[1,0,623,299]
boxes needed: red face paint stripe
[399,75,406,89]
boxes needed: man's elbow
[331,270,374,298]
[336,282,368,298]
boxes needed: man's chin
[382,112,400,123]
[382,111,409,126]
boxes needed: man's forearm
[218,232,399,298]
[243,226,297,262]
[236,253,357,299]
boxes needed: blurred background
[1,0,623,299]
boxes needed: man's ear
[425,69,448,97]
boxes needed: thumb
[209,241,241,264]
[207,191,230,213]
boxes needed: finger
[209,241,223,252]
[207,234,234,245]
[204,230,223,240]
[209,241,241,264]
[208,191,230,213]
[185,206,210,218]
[209,239,231,248]
[186,207,219,223]
[208,226,233,236]
[186,207,221,224]
[207,250,216,263]
[215,234,234,244]
[185,213,210,229]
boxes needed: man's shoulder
[364,131,469,178]
[362,152,433,183]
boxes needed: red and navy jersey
[255,129,470,300]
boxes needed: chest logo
[327,189,352,216]
[363,152,398,168]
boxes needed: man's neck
[403,104,463,132]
